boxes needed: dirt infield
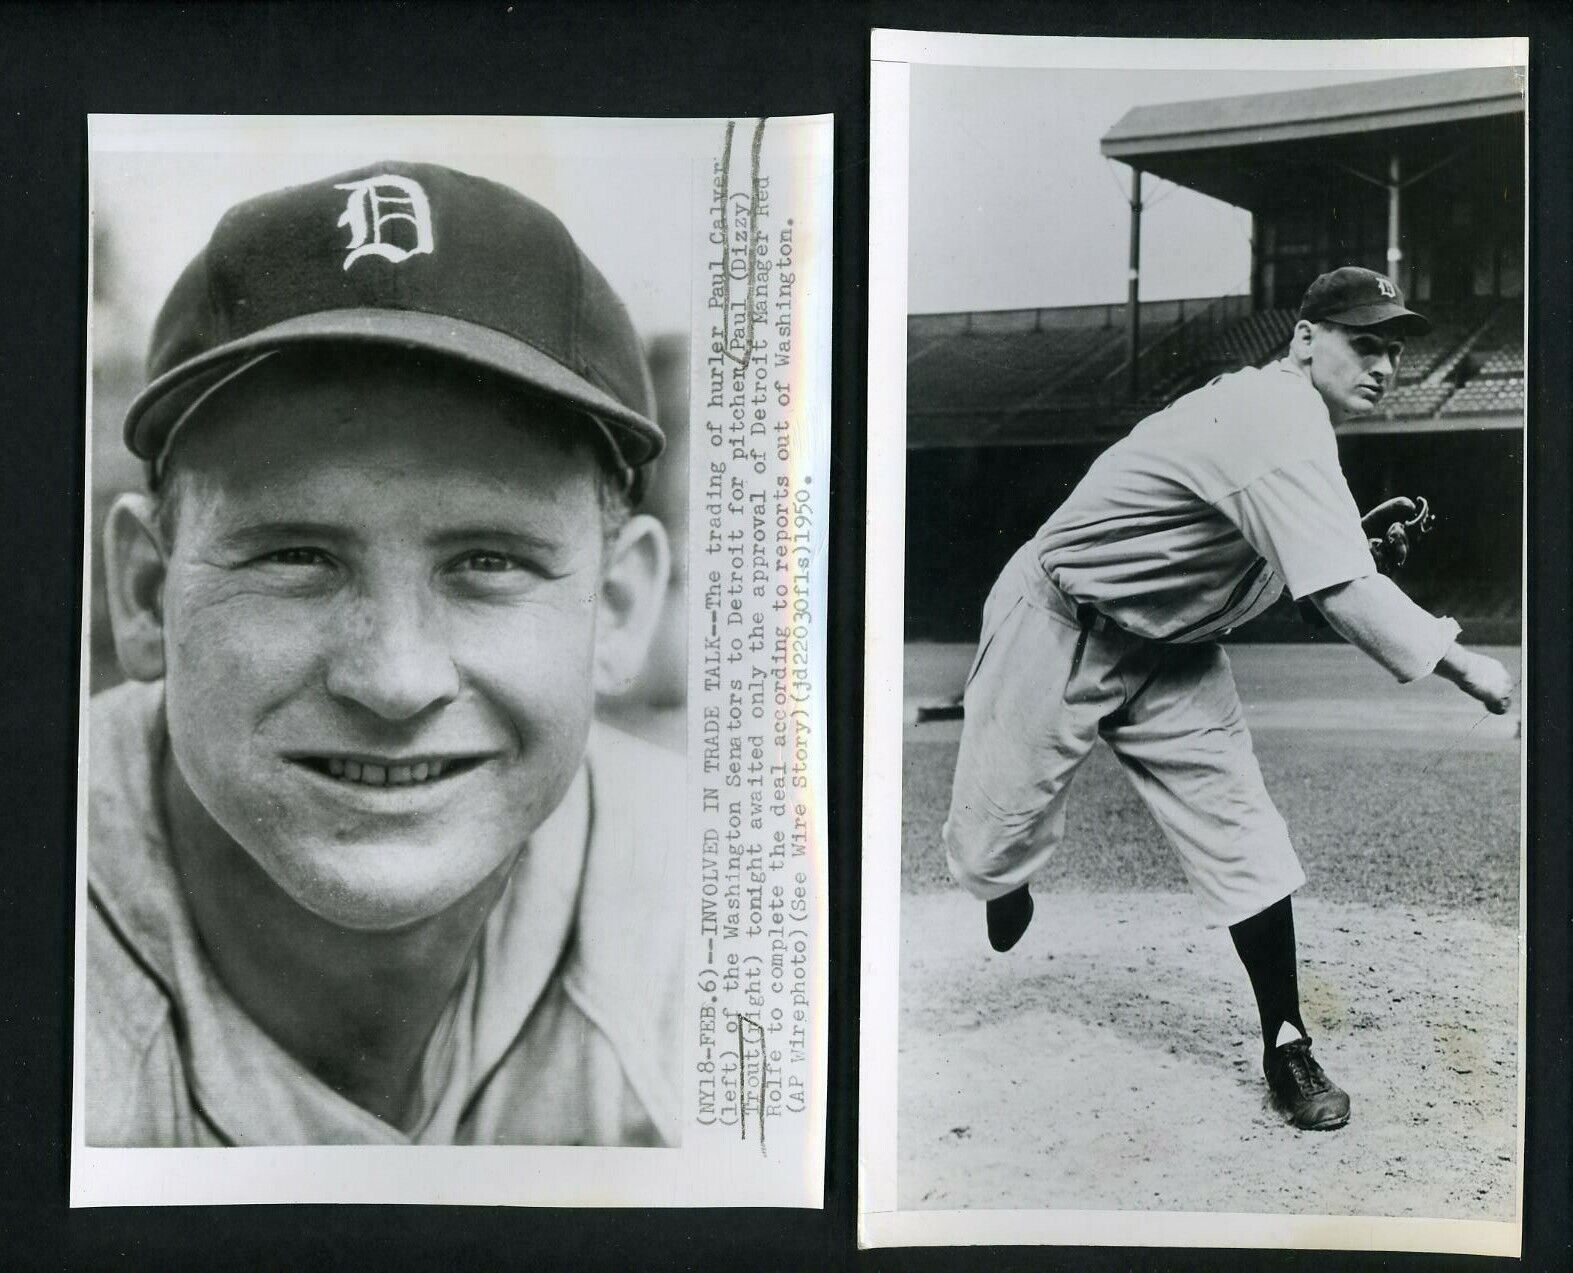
[897,643,1521,1218]
[899,892,1519,1217]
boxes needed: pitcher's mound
[898,889,1518,1219]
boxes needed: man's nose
[1372,350,1395,380]
[324,588,460,722]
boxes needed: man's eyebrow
[209,519,577,555]
[427,525,571,552]
[215,520,353,549]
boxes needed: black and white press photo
[862,34,1527,1254]
[74,114,831,1207]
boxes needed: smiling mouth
[290,755,488,788]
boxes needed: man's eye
[457,551,522,574]
[259,547,331,567]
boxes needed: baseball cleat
[986,884,1033,952]
[1264,1037,1350,1130]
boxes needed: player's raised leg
[942,553,1120,950]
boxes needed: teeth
[313,758,456,786]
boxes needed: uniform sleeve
[1212,457,1376,599]
[1315,573,1463,683]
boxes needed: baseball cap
[124,160,664,494]
[1297,267,1431,335]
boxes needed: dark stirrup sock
[1228,894,1308,1051]
[986,884,1034,952]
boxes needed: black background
[0,2,1567,1269]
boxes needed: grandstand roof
[1101,67,1525,211]
[1104,67,1523,158]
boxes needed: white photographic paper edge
[71,112,832,1210]
[858,29,1528,1255]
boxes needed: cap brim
[1319,302,1431,336]
[124,307,664,469]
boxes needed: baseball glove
[1361,496,1435,574]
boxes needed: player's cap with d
[1297,266,1430,336]
[124,160,663,495]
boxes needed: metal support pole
[1127,168,1142,402]
[1386,154,1402,285]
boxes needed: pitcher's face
[1306,321,1406,420]
[157,357,607,930]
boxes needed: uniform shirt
[84,679,684,1148]
[1031,362,1376,643]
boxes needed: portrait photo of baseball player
[77,123,696,1158]
[862,36,1528,1253]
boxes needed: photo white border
[72,112,833,1210]
[860,29,1528,1254]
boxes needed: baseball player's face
[1305,322,1405,419]
[122,357,639,931]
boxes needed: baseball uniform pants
[943,547,1306,928]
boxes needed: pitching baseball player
[86,162,682,1146]
[944,267,1513,1131]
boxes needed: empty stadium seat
[907,319,1168,416]
[1476,347,1524,375]
[1440,377,1524,415]
[1380,383,1454,418]
[1395,327,1459,380]
[905,299,1524,435]
[1213,308,1296,365]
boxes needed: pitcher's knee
[944,812,1023,900]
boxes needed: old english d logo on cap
[1296,266,1430,335]
[124,160,664,494]
[334,175,435,270]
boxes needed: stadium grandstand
[907,67,1524,643]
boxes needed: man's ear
[103,492,169,682]
[593,513,672,696]
[1289,318,1317,364]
